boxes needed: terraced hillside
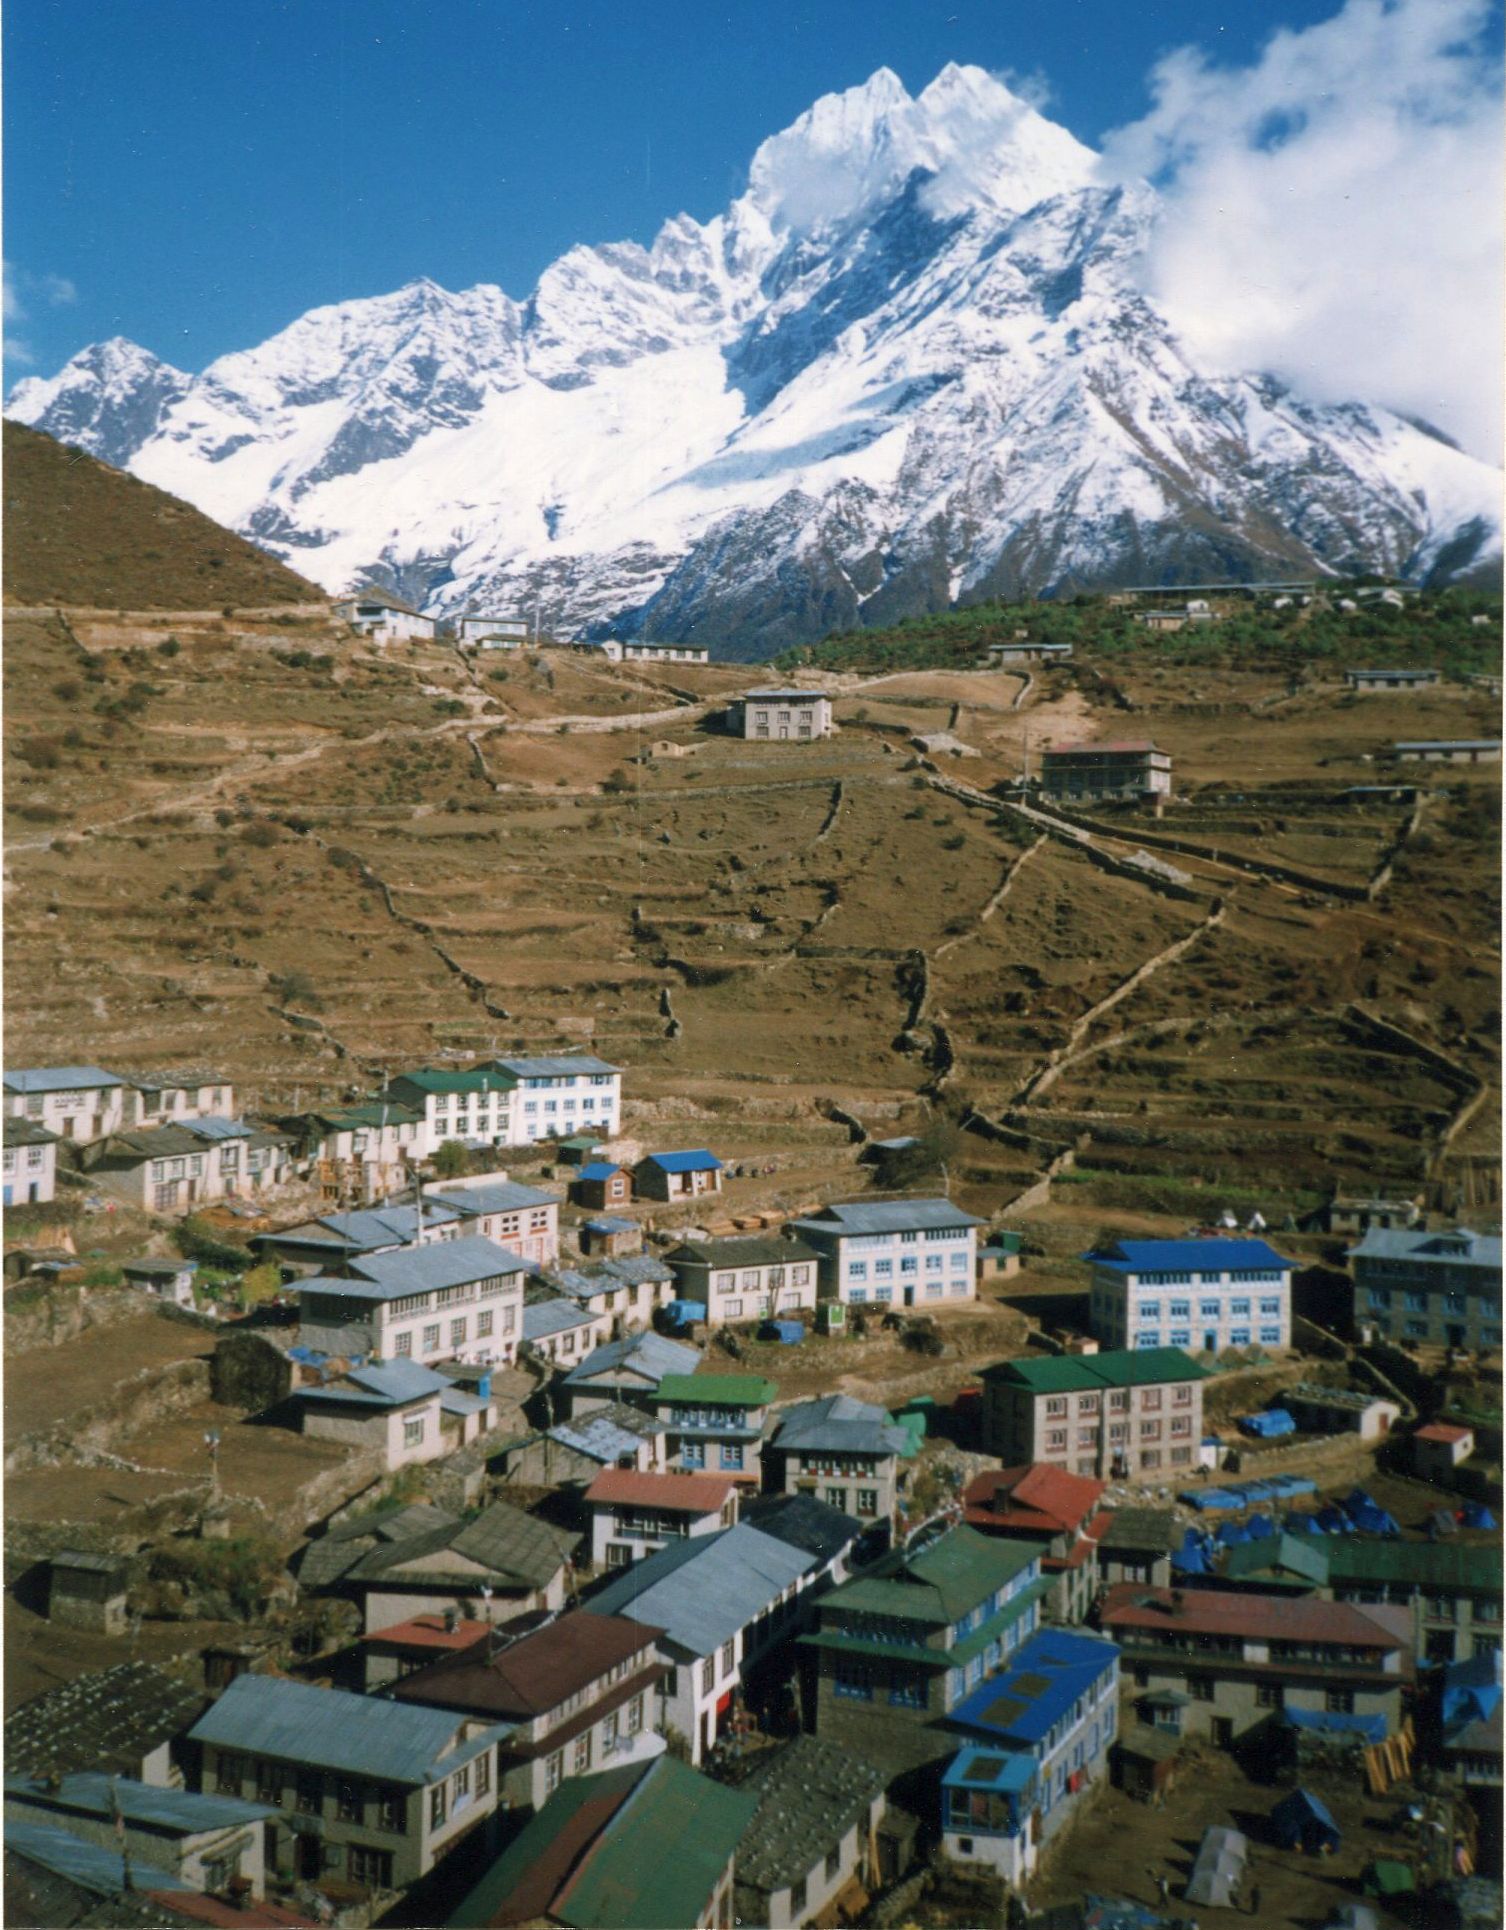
[5,581,1499,1227]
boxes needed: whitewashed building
[4,1066,126,1143]
[3,1117,59,1206]
[786,1198,983,1309]
[621,641,710,664]
[457,614,528,646]
[1084,1237,1293,1354]
[333,589,436,642]
[295,1235,529,1367]
[732,691,834,742]
[383,1055,621,1156]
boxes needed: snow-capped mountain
[10,64,1500,657]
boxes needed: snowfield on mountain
[9,64,1501,657]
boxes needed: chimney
[444,1605,459,1634]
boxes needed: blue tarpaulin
[1285,1707,1387,1744]
[1316,1506,1352,1534]
[1181,1487,1241,1509]
[1171,1544,1211,1574]
[1245,1514,1276,1539]
[1272,1787,1342,1854]
[665,1299,706,1325]
[1241,1410,1297,1438]
[1216,1520,1251,1546]
[1285,1512,1323,1534]
[1462,1502,1497,1529]
[758,1319,806,1344]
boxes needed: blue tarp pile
[1241,1409,1297,1439]
[1171,1540,1211,1575]
[1216,1518,1251,1547]
[1462,1501,1497,1529]
[664,1299,707,1327]
[1285,1707,1387,1745]
[1245,1514,1276,1539]
[1181,1487,1242,1510]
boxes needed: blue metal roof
[349,1235,529,1293]
[3,1066,123,1093]
[4,1820,192,1898]
[577,1163,623,1181]
[6,1771,274,1833]
[949,1629,1119,1748]
[189,1674,507,1785]
[1084,1238,1291,1273]
[584,1216,636,1234]
[586,1525,816,1656]
[942,1746,1037,1794]
[1283,1707,1387,1743]
[641,1149,723,1173]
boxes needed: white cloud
[1100,0,1504,462]
[4,261,80,367]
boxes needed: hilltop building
[1350,1226,1502,1352]
[1039,742,1172,803]
[1083,1237,1292,1355]
[786,1198,982,1309]
[731,690,834,741]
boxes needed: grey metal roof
[349,1235,530,1293]
[740,1493,862,1564]
[4,1820,192,1900]
[6,1772,274,1834]
[491,1055,620,1078]
[317,1202,462,1247]
[1351,1226,1502,1270]
[295,1503,460,1589]
[3,1117,60,1147]
[189,1674,507,1785]
[1098,1507,1182,1553]
[5,1665,206,1778]
[585,1525,816,1655]
[343,1499,577,1592]
[563,1331,700,1386]
[4,1066,123,1093]
[734,1736,886,1891]
[432,1181,559,1217]
[583,1216,637,1234]
[298,1359,448,1409]
[773,1394,910,1458]
[667,1235,819,1270]
[523,1297,598,1341]
[788,1197,983,1237]
[550,1414,659,1463]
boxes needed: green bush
[175,1214,254,1273]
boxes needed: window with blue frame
[1259,1328,1282,1345]
[1169,1300,1191,1318]
[1136,1333,1161,1349]
[681,1440,705,1467]
[1405,1292,1427,1311]
[849,1262,868,1282]
[888,1671,927,1708]
[1169,1330,1191,1348]
[1200,1300,1221,1317]
[1259,1298,1282,1315]
[1230,1299,1250,1315]
[1230,1329,1251,1346]
[1138,1300,1161,1319]
[901,1257,918,1275]
[951,1250,968,1269]
[849,1287,868,1303]
[926,1255,943,1272]
[834,1662,874,1701]
[876,1287,893,1303]
[1368,1288,1391,1308]
[874,1259,893,1277]
[720,1444,744,1471]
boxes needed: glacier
[9,62,1501,658]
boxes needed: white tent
[1185,1825,1250,1908]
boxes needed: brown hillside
[2,419,324,609]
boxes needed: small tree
[430,1139,473,1179]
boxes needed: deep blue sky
[1,0,1375,382]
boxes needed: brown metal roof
[1102,1584,1405,1649]
[389,1609,664,1719]
[585,1469,736,1514]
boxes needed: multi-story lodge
[295,1235,528,1368]
[981,1348,1210,1480]
[382,1055,621,1156]
[786,1199,983,1309]
[1101,1584,1411,1746]
[1350,1226,1503,1353]
[652,1374,778,1483]
[4,1066,126,1142]
[188,1674,505,1892]
[427,1176,561,1267]
[801,1526,1050,1787]
[766,1395,911,1526]
[1083,1237,1293,1355]
[664,1235,821,1325]
[941,1628,1119,1887]
[961,1465,1107,1625]
[732,690,835,742]
[3,1118,58,1206]
[1039,742,1172,803]
[585,1469,740,1567]
[391,1608,668,1812]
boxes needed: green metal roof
[825,1526,1039,1626]
[1322,1541,1502,1590]
[655,1374,778,1407]
[803,1577,1051,1669]
[1221,1535,1329,1588]
[387,1066,516,1096]
[558,1757,757,1929]
[983,1347,1211,1394]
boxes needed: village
[2,455,1502,1930]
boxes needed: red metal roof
[360,1614,492,1651]
[585,1469,737,1513]
[147,1894,317,1928]
[963,1464,1105,1536]
[1102,1583,1405,1650]
[1415,1423,1473,1444]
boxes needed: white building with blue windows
[1083,1238,1293,1356]
[786,1199,983,1309]
[383,1055,621,1156]
[941,1628,1120,1887]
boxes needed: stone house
[287,1104,423,1204]
[560,1331,701,1417]
[732,690,834,742]
[1317,1539,1503,1667]
[579,1214,641,1258]
[382,1055,622,1156]
[1349,1225,1503,1353]
[801,1526,1049,1791]
[585,1469,740,1568]
[3,1773,277,1901]
[542,1254,677,1332]
[621,640,710,664]
[1345,666,1440,693]
[47,1553,130,1636]
[392,1608,669,1813]
[766,1395,911,1526]
[457,615,528,645]
[297,1358,495,1470]
[1389,739,1501,764]
[961,1464,1107,1625]
[119,1070,237,1131]
[1094,1507,1180,1589]
[86,1118,290,1213]
[652,1372,778,1483]
[734,1735,886,1930]
[188,1673,504,1892]
[1039,742,1172,802]
[1413,1421,1476,1479]
[571,1161,632,1210]
[981,1347,1210,1480]
[254,1199,466,1277]
[358,1612,492,1692]
[332,589,436,642]
[665,1234,820,1325]
[4,1662,207,1786]
[1101,1584,1411,1746]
